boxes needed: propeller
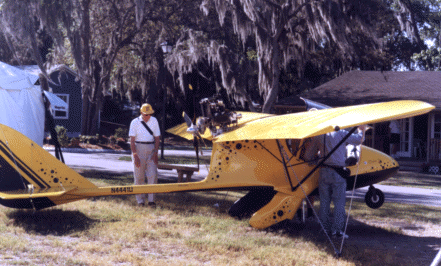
[182,111,203,170]
[183,111,194,130]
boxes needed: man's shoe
[332,231,349,239]
[148,202,156,208]
[138,203,145,207]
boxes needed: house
[20,65,83,137]
[274,70,441,165]
[47,65,83,137]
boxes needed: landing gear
[364,185,385,209]
[228,187,277,219]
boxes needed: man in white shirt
[129,103,161,207]
[389,120,400,158]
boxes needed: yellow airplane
[0,97,434,230]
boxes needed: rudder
[0,124,96,209]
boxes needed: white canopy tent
[0,61,67,147]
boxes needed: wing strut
[276,139,295,191]
[279,145,340,256]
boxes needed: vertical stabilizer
[0,124,97,209]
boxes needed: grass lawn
[0,169,440,266]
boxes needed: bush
[114,127,128,140]
[79,135,88,143]
[116,137,127,146]
[87,135,98,145]
[55,125,70,147]
[99,135,108,144]
[69,137,81,147]
[108,135,116,145]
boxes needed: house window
[53,94,69,119]
[433,114,441,139]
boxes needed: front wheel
[365,187,385,209]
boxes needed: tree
[39,0,146,135]
[1,0,185,135]
[0,0,52,70]
[201,0,397,112]
[386,0,440,70]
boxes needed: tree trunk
[81,91,91,135]
[261,39,281,113]
[90,95,102,135]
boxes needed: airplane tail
[0,124,97,210]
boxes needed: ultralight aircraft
[0,96,434,230]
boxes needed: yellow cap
[140,103,154,115]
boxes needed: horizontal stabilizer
[0,187,76,200]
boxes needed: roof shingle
[298,71,441,108]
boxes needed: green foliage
[412,47,441,70]
[55,125,70,147]
[69,137,80,147]
[108,135,116,144]
[78,135,98,145]
[79,135,87,143]
[114,127,128,140]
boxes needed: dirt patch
[288,215,441,265]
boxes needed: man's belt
[323,164,350,178]
[135,141,155,144]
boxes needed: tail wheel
[365,186,385,209]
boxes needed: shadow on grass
[7,209,98,236]
[266,216,440,266]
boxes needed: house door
[398,118,413,158]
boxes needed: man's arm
[344,125,368,145]
[130,136,137,154]
[153,136,160,165]
[130,136,140,167]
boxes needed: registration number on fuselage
[111,187,134,193]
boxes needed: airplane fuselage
[0,125,398,229]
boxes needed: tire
[364,187,385,209]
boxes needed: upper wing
[166,111,273,141]
[214,100,434,143]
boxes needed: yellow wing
[166,122,211,141]
[166,111,273,141]
[214,100,434,143]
